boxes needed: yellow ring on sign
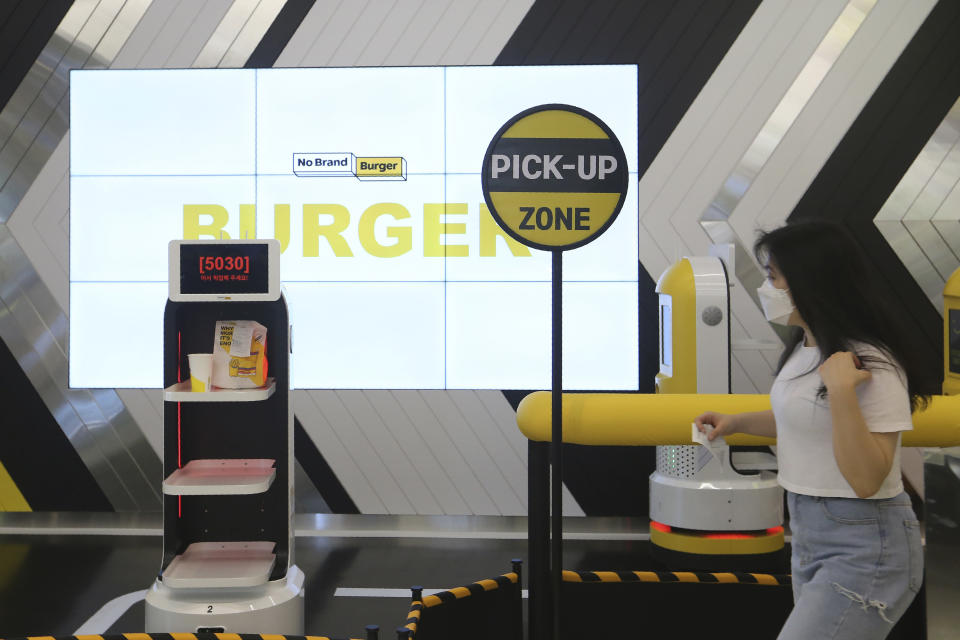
[503,110,608,139]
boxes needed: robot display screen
[68,66,639,389]
[659,295,672,371]
[179,243,269,295]
[951,309,960,375]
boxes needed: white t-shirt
[770,340,912,499]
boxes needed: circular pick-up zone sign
[482,104,629,252]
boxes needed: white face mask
[757,279,794,325]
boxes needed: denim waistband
[787,490,912,507]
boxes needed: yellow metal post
[944,267,960,396]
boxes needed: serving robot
[649,247,784,555]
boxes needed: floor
[0,512,954,639]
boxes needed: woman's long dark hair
[754,221,935,412]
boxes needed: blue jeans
[778,491,923,640]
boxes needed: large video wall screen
[69,66,639,390]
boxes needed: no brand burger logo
[293,152,407,181]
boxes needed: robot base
[650,521,785,555]
[145,565,304,633]
[649,469,783,532]
[649,444,784,554]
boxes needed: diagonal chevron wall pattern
[0,0,956,521]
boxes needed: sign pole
[528,440,550,640]
[480,102,629,640]
[551,248,563,640]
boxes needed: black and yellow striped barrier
[395,564,795,639]
[403,571,519,635]
[557,567,797,638]
[562,569,790,586]
[420,572,518,609]
[402,601,422,637]
[402,562,522,640]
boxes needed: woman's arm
[820,352,899,498]
[734,410,778,438]
[694,409,776,440]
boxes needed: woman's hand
[694,411,739,441]
[819,351,871,393]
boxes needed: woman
[694,221,933,639]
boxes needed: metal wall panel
[362,390,470,515]
[6,135,68,309]
[110,0,182,69]
[294,389,387,514]
[1,0,284,511]
[417,389,526,516]
[294,388,566,517]
[464,0,533,66]
[407,0,480,66]
[324,0,399,67]
[207,0,286,68]
[271,0,340,67]
[1,0,163,511]
[635,0,936,394]
[437,0,507,66]
[377,0,452,66]
[138,1,212,68]
[350,1,425,67]
[306,389,418,514]
[390,390,499,514]
[876,97,960,309]
[297,0,373,67]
